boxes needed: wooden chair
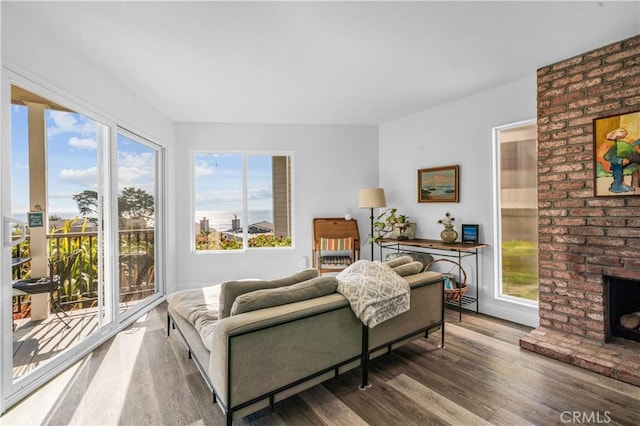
[312,218,360,274]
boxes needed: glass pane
[499,123,539,302]
[10,85,107,381]
[117,133,157,310]
[194,153,243,250]
[247,155,292,248]
[10,105,29,223]
[10,104,30,279]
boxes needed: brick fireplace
[519,34,640,386]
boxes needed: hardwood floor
[2,303,639,426]
[12,307,101,380]
[12,301,148,381]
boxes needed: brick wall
[537,34,640,341]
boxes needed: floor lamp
[358,188,386,261]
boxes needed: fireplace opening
[605,275,640,343]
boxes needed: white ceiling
[10,1,640,125]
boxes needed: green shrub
[501,240,539,301]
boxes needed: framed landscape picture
[418,165,459,203]
[593,109,640,196]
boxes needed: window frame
[191,150,295,253]
[492,119,539,308]
[115,127,166,324]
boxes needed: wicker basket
[426,258,468,302]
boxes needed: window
[193,152,293,251]
[117,130,161,314]
[495,121,539,303]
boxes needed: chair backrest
[312,218,360,250]
[312,218,360,271]
[319,237,354,251]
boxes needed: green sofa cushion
[383,255,413,268]
[230,275,338,316]
[385,252,433,272]
[218,268,320,319]
[391,261,424,277]
[383,255,423,275]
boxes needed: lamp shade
[358,188,386,209]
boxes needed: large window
[495,121,539,303]
[193,152,293,251]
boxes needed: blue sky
[11,98,273,227]
[193,153,274,220]
[11,104,155,219]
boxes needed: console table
[379,238,488,321]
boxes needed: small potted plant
[372,208,415,243]
[393,212,414,240]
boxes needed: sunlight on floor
[75,312,151,423]
[3,312,152,425]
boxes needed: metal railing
[11,229,156,313]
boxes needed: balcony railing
[12,229,155,315]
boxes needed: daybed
[166,259,444,425]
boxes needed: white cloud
[58,167,98,186]
[11,161,29,170]
[195,161,215,177]
[119,151,154,168]
[48,191,83,200]
[248,187,272,200]
[47,110,96,137]
[117,151,154,184]
[68,136,97,150]
[117,166,151,184]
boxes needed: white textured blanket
[166,284,221,351]
[336,260,410,328]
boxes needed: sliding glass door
[2,76,164,412]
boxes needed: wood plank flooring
[12,308,100,380]
[12,301,145,380]
[2,303,639,426]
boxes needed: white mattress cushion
[167,284,221,351]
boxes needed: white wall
[379,75,539,326]
[0,3,178,412]
[1,3,177,292]
[1,4,173,144]
[175,122,378,287]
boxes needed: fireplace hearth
[520,271,640,387]
[605,276,640,343]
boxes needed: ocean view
[9,210,273,234]
[195,209,273,232]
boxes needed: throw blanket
[166,284,221,351]
[336,260,410,328]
